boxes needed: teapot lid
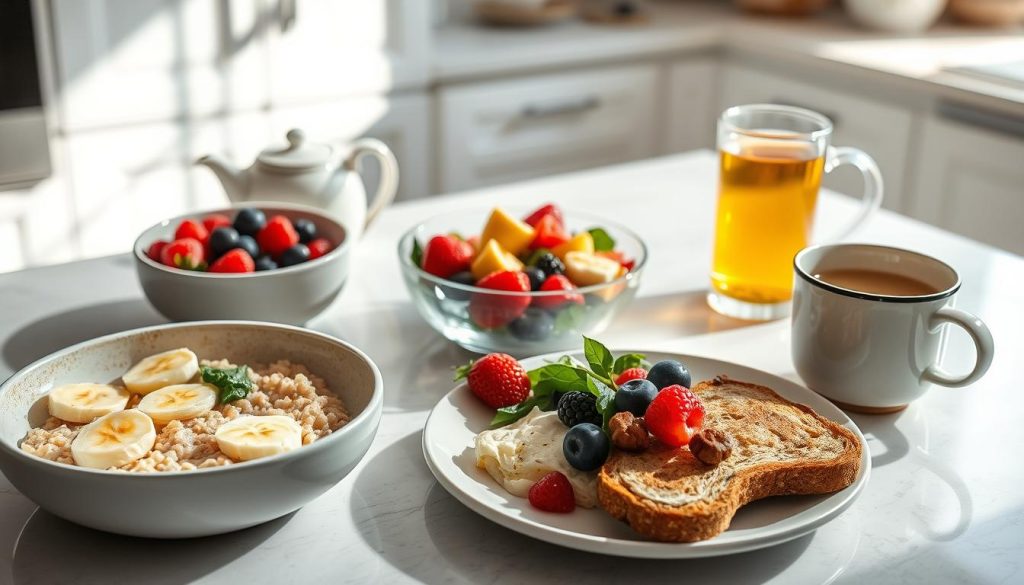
[257,129,331,171]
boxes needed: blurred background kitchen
[1,0,1022,274]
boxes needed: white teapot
[197,129,399,243]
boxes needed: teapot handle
[343,138,399,228]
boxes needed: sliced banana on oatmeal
[138,383,217,425]
[122,348,199,395]
[215,415,302,462]
[71,410,157,469]
[48,383,130,424]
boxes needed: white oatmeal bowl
[0,321,383,538]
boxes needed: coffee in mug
[791,244,994,413]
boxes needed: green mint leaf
[587,227,616,252]
[528,363,590,396]
[490,395,546,427]
[612,353,648,375]
[583,336,614,379]
[553,304,587,333]
[200,365,254,404]
[588,377,617,431]
[411,238,423,268]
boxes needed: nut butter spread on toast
[597,378,862,542]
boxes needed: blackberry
[557,391,601,428]
[534,253,565,278]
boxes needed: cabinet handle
[520,96,601,119]
[771,98,840,129]
[939,101,1024,139]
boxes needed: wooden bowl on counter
[949,0,1024,26]
[736,0,830,16]
[474,0,578,26]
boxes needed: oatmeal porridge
[20,348,349,472]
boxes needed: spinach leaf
[612,353,650,375]
[583,336,614,379]
[587,227,616,252]
[200,365,254,404]
[411,238,423,267]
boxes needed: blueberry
[439,270,476,302]
[647,360,691,390]
[254,255,277,271]
[233,208,266,237]
[534,253,565,278]
[236,234,259,258]
[524,266,546,291]
[563,423,610,472]
[614,379,658,416]
[279,244,310,267]
[208,227,240,258]
[293,218,317,243]
[508,308,554,341]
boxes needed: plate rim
[422,349,872,559]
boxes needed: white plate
[422,350,871,559]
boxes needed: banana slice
[122,348,199,395]
[138,383,217,425]
[48,383,130,424]
[564,251,622,286]
[71,410,156,469]
[215,415,303,462]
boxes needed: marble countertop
[433,0,1024,117]
[1,151,1022,583]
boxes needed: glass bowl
[397,207,647,355]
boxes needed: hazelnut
[609,411,650,452]
[688,428,734,466]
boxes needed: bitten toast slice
[598,377,862,542]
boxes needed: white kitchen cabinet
[909,110,1024,256]
[438,65,659,192]
[265,0,431,106]
[720,64,915,213]
[50,0,268,130]
[665,59,719,153]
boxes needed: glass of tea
[708,104,883,320]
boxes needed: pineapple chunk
[564,251,621,287]
[552,232,595,261]
[479,208,536,256]
[471,239,524,281]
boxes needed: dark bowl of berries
[397,204,647,355]
[133,202,351,325]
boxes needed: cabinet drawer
[438,65,659,192]
[721,65,914,213]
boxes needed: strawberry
[528,471,575,513]
[532,275,584,311]
[146,240,169,262]
[209,248,255,273]
[307,238,333,260]
[422,234,474,278]
[644,385,706,448]
[523,203,564,229]
[257,215,300,257]
[174,219,209,246]
[529,213,569,250]
[455,353,531,409]
[202,213,232,233]
[160,238,205,270]
[468,271,531,329]
[614,367,648,386]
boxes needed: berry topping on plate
[614,378,658,416]
[644,385,705,447]
[455,353,531,409]
[563,423,610,471]
[557,391,602,428]
[647,360,692,390]
[528,471,575,513]
[614,367,648,386]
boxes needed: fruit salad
[462,337,704,513]
[405,204,642,350]
[145,208,336,274]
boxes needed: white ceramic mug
[791,244,994,413]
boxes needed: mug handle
[344,138,400,228]
[922,307,995,388]
[821,146,884,242]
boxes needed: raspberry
[528,471,575,513]
[614,367,648,386]
[456,353,531,409]
[644,385,706,447]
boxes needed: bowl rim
[133,201,353,279]
[397,206,649,296]
[0,320,383,479]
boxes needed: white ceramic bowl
[134,202,352,325]
[845,0,947,33]
[0,321,383,538]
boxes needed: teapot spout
[196,154,248,202]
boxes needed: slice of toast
[598,377,862,542]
